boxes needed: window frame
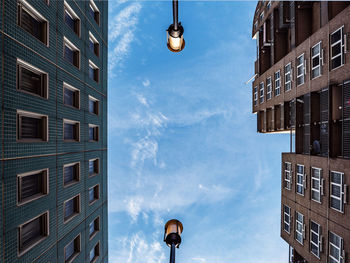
[311,167,323,203]
[330,26,345,71]
[63,0,81,37]
[296,164,305,196]
[266,77,272,100]
[63,162,80,187]
[64,233,81,263]
[284,63,292,92]
[89,216,100,240]
[284,162,292,190]
[89,241,100,263]
[17,109,48,142]
[88,124,99,142]
[89,60,99,83]
[310,220,322,258]
[259,82,264,103]
[63,37,80,69]
[296,53,305,86]
[89,0,100,26]
[311,41,322,79]
[63,119,80,142]
[63,82,80,109]
[17,58,48,99]
[17,168,49,206]
[329,232,344,263]
[283,204,291,234]
[89,158,100,177]
[63,194,81,223]
[88,184,100,205]
[295,211,304,245]
[88,95,99,115]
[17,0,49,46]
[18,211,49,256]
[330,171,345,213]
[89,31,100,57]
[275,70,281,96]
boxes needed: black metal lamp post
[167,0,185,52]
[164,219,183,263]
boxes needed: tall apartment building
[0,0,108,262]
[251,1,350,262]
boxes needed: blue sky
[107,1,289,262]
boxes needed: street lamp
[164,219,183,263]
[167,0,185,52]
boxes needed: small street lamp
[167,0,185,52]
[164,219,183,263]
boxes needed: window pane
[89,222,94,236]
[64,123,78,140]
[64,88,75,107]
[21,9,44,43]
[21,116,43,139]
[90,248,95,261]
[65,46,74,64]
[89,188,94,202]
[65,11,75,32]
[21,217,42,248]
[65,240,75,261]
[21,172,42,200]
[20,67,43,96]
[65,199,74,219]
[331,30,341,44]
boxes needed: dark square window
[89,63,99,82]
[89,217,100,238]
[89,242,100,263]
[65,235,80,263]
[18,170,48,204]
[89,2,100,25]
[89,97,99,115]
[89,185,99,204]
[64,121,79,141]
[89,125,99,141]
[64,85,79,108]
[64,195,80,221]
[64,163,79,186]
[64,8,80,36]
[64,42,80,68]
[17,62,47,98]
[89,159,99,176]
[17,112,48,141]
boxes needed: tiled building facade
[0,0,108,262]
[252,1,350,262]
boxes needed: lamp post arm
[172,0,178,30]
[170,243,176,263]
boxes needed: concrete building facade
[252,1,350,262]
[0,0,108,262]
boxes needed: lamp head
[164,219,183,247]
[166,24,185,53]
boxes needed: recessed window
[259,12,264,22]
[89,60,99,82]
[284,63,292,91]
[17,169,48,205]
[89,159,99,176]
[63,119,80,141]
[63,82,80,109]
[89,242,100,263]
[283,204,291,234]
[17,59,48,98]
[89,31,100,57]
[267,1,271,10]
[310,221,321,258]
[18,212,49,255]
[295,211,304,244]
[311,167,322,203]
[17,0,48,45]
[63,162,80,187]
[329,232,344,263]
[64,234,81,263]
[64,37,80,68]
[296,54,305,86]
[89,217,100,239]
[89,0,100,25]
[89,95,99,115]
[89,184,99,204]
[17,110,48,142]
[275,70,281,96]
[296,164,305,196]
[284,162,292,190]
[64,195,80,222]
[330,26,345,70]
[259,82,264,103]
[266,77,272,100]
[330,171,345,213]
[89,124,99,142]
[311,42,322,79]
[64,1,80,36]
[253,86,258,106]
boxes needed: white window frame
[259,82,264,103]
[329,232,344,263]
[275,70,281,96]
[311,167,323,203]
[296,164,305,196]
[285,63,292,91]
[17,109,49,142]
[330,26,345,70]
[63,0,81,36]
[63,37,80,69]
[63,119,80,142]
[283,204,291,234]
[18,0,49,46]
[311,41,322,79]
[295,211,304,245]
[63,82,80,109]
[63,162,80,187]
[296,53,305,86]
[330,171,346,213]
[18,211,49,256]
[310,220,322,258]
[17,168,49,205]
[266,77,272,100]
[284,162,292,190]
[253,86,258,106]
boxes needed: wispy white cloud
[192,257,206,263]
[108,3,142,74]
[142,78,151,87]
